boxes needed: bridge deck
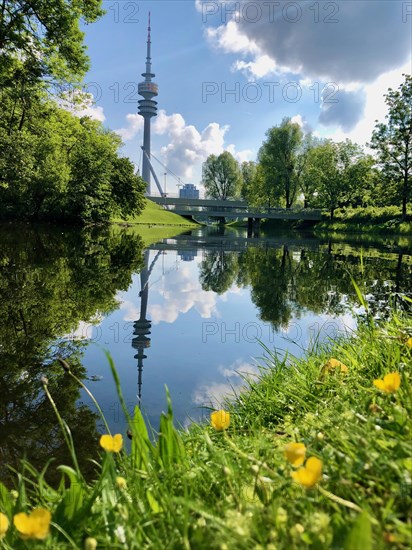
[148,196,322,221]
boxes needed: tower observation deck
[138,13,158,194]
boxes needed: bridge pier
[247,217,260,238]
[247,217,253,237]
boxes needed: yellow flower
[406,337,412,348]
[284,442,306,467]
[13,508,51,540]
[323,358,348,374]
[116,476,127,489]
[210,410,230,431]
[100,434,123,452]
[373,372,401,393]
[0,512,9,538]
[291,457,322,488]
[84,537,98,550]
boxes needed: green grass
[110,223,191,248]
[1,315,411,548]
[315,206,412,236]
[112,199,197,228]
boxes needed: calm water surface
[1,224,411,482]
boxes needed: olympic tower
[138,13,158,194]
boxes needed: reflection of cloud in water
[64,316,103,341]
[149,267,219,324]
[192,359,262,408]
[119,300,140,322]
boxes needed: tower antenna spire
[138,12,158,194]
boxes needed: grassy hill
[112,199,197,228]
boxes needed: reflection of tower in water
[132,250,161,405]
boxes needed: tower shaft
[142,117,152,186]
[138,12,158,194]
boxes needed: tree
[202,152,242,200]
[240,161,257,201]
[110,157,147,220]
[305,141,340,220]
[296,134,323,208]
[0,0,104,89]
[0,226,144,484]
[258,118,303,208]
[370,74,412,218]
[0,95,146,223]
[199,250,238,294]
[307,140,369,219]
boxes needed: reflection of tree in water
[199,250,239,295]
[245,247,294,330]
[199,241,412,329]
[0,225,144,485]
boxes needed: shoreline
[1,314,411,548]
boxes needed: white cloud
[201,0,412,133]
[226,144,253,163]
[64,316,104,341]
[115,113,144,141]
[290,114,313,134]
[323,62,411,145]
[152,109,233,179]
[119,300,140,321]
[58,91,106,122]
[206,20,259,55]
[232,54,277,80]
[76,104,106,122]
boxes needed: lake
[0,224,411,483]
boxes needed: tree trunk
[285,184,291,209]
[402,169,408,220]
[330,208,334,221]
[304,198,308,209]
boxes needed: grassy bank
[111,224,192,248]
[1,314,411,548]
[314,206,412,236]
[113,199,197,228]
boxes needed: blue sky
[79,1,412,192]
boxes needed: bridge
[149,196,322,235]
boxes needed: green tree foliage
[240,161,257,201]
[304,140,371,219]
[0,93,146,223]
[199,250,238,294]
[0,0,145,224]
[296,134,324,208]
[110,157,147,219]
[0,0,104,88]
[258,118,303,208]
[0,225,144,485]
[370,74,412,218]
[198,237,411,329]
[202,151,242,200]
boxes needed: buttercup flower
[373,372,401,393]
[13,508,51,540]
[84,537,98,550]
[211,410,230,431]
[0,512,9,538]
[116,476,127,489]
[406,337,412,348]
[291,457,322,488]
[100,434,123,452]
[323,358,348,374]
[284,442,306,467]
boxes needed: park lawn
[112,199,198,228]
[1,313,411,548]
[314,205,412,236]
